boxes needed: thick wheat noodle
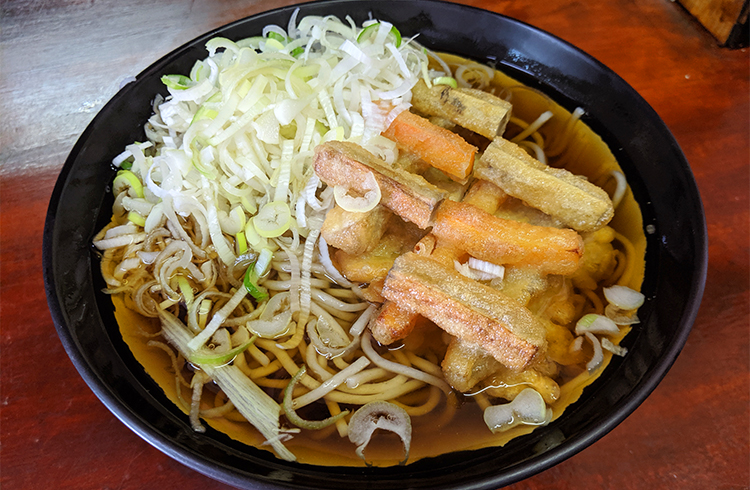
[391,386,442,416]
[582,288,605,314]
[304,342,414,396]
[508,116,545,148]
[201,395,235,418]
[604,250,628,287]
[315,303,359,322]
[255,338,318,390]
[339,371,411,395]
[322,379,426,405]
[326,399,349,437]
[331,355,350,371]
[276,317,306,350]
[390,348,413,367]
[246,342,272,366]
[310,288,370,312]
[323,288,360,299]
[511,111,553,144]
[361,332,452,394]
[306,343,337,380]
[344,367,391,387]
[253,378,291,389]
[265,278,331,290]
[248,359,284,379]
[405,351,443,377]
[292,356,372,409]
[613,232,638,287]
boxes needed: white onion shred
[603,285,645,310]
[483,388,551,433]
[584,332,604,373]
[348,401,412,465]
[602,337,628,357]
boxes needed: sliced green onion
[263,38,286,51]
[127,211,146,227]
[119,160,133,170]
[243,260,269,301]
[177,276,194,307]
[113,169,144,198]
[190,105,219,125]
[188,336,257,366]
[161,74,193,90]
[235,231,248,255]
[244,220,265,249]
[157,309,294,461]
[267,32,288,43]
[290,46,305,57]
[432,76,458,88]
[205,37,239,55]
[357,22,402,48]
[254,248,274,276]
[282,366,349,430]
[253,201,291,238]
[198,299,211,330]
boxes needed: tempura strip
[313,141,448,228]
[383,110,477,182]
[410,80,512,140]
[370,300,421,346]
[369,179,506,346]
[432,199,583,275]
[381,253,546,371]
[321,204,393,256]
[441,337,502,393]
[475,137,614,232]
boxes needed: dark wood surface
[1,0,748,488]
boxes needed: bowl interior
[43,1,707,489]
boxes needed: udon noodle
[94,12,645,466]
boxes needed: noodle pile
[94,12,645,466]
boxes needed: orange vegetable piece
[383,110,477,182]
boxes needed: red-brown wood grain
[1,0,748,488]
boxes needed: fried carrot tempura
[432,199,583,275]
[475,137,614,232]
[381,252,546,371]
[383,110,477,182]
[410,80,512,140]
[369,300,422,346]
[369,180,505,346]
[313,141,448,228]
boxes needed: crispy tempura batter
[441,338,503,392]
[411,80,512,140]
[476,137,614,232]
[383,110,477,182]
[369,180,505,347]
[321,204,393,256]
[432,199,583,275]
[382,253,546,371]
[369,301,422,346]
[313,141,448,228]
[481,365,561,405]
[333,219,424,283]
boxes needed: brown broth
[113,54,646,467]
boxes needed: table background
[1,0,748,488]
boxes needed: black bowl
[42,1,707,488]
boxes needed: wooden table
[1,0,748,488]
